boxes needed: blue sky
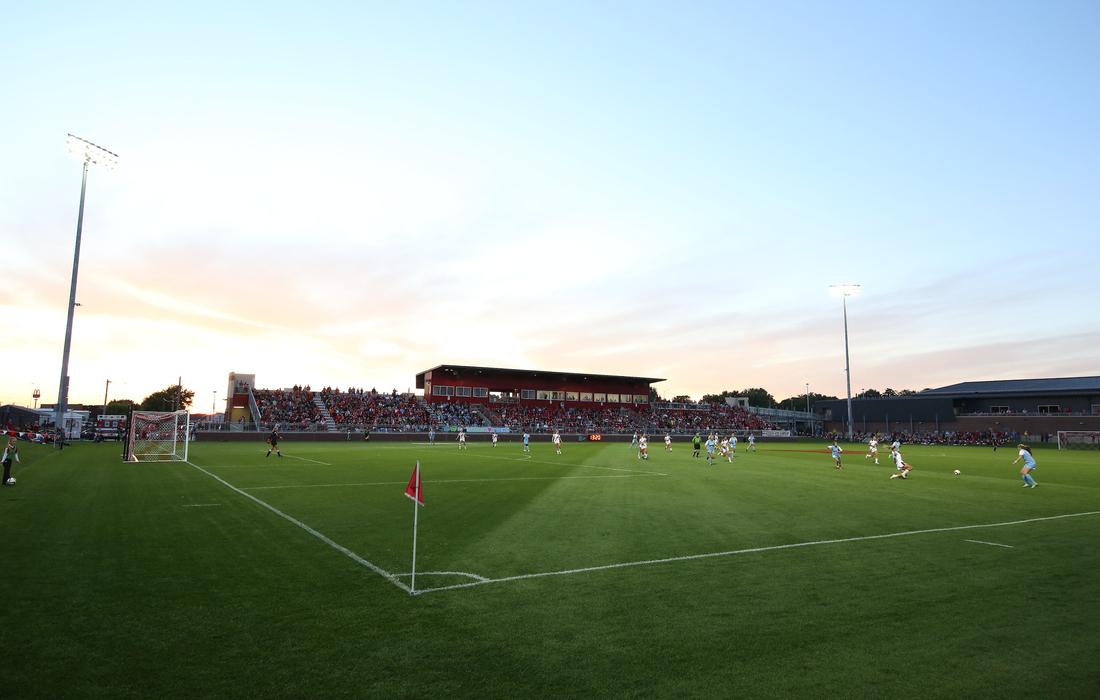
[2,1,1098,410]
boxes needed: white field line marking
[964,539,1014,548]
[395,571,489,582]
[476,451,668,476]
[184,461,409,594]
[181,503,223,507]
[283,455,332,465]
[411,510,1100,595]
[242,474,653,491]
[200,464,343,469]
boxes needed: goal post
[1056,431,1100,450]
[127,410,190,462]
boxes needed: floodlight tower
[55,134,118,444]
[829,284,861,442]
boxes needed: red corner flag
[405,461,424,506]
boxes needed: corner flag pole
[410,461,420,595]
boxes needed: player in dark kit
[692,433,702,458]
[266,428,283,458]
[2,438,19,485]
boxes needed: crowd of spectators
[254,386,325,430]
[320,387,432,431]
[251,386,780,434]
[427,401,485,431]
[488,402,779,434]
[494,404,645,433]
[838,429,1057,446]
[3,420,54,443]
[649,403,776,434]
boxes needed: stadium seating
[251,385,782,434]
[253,387,325,430]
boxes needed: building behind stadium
[814,376,1100,438]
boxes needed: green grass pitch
[2,438,1099,698]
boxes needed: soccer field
[3,439,1099,698]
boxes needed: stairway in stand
[313,393,337,431]
[471,403,502,428]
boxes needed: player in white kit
[552,430,562,455]
[747,435,755,452]
[664,433,672,451]
[458,428,468,450]
[866,437,879,464]
[720,438,731,462]
[491,431,498,448]
[889,449,911,479]
[638,434,649,460]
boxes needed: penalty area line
[411,510,1100,595]
[184,461,409,594]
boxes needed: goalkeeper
[266,428,283,458]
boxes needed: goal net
[1056,431,1100,450]
[127,410,190,462]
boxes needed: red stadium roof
[415,364,665,389]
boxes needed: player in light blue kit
[829,440,843,470]
[522,430,531,453]
[705,435,717,465]
[1012,444,1038,488]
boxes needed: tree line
[96,384,195,419]
[665,386,929,410]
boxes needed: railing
[958,410,1100,417]
[247,388,263,427]
[749,406,818,420]
[652,402,713,411]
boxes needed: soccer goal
[127,410,190,462]
[1056,431,1100,450]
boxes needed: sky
[2,1,1098,414]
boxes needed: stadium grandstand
[815,375,1100,444]
[215,366,787,439]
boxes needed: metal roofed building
[415,365,665,408]
[814,375,1100,435]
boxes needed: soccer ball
[953,469,961,476]
[5,477,14,485]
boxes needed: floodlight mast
[55,134,117,445]
[829,284,861,442]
